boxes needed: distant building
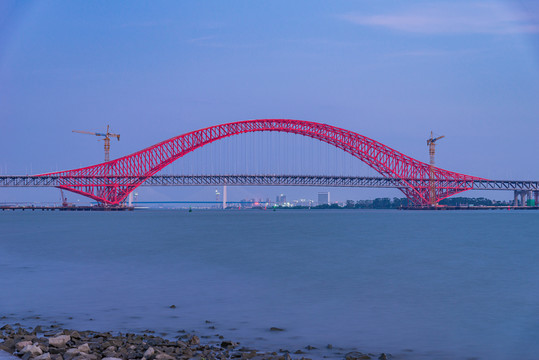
[318,192,330,205]
[276,194,286,205]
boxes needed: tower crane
[427,131,445,206]
[72,125,120,162]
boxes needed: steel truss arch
[39,119,483,206]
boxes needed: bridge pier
[528,190,536,206]
[513,190,536,207]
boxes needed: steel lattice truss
[3,174,538,191]
[37,119,484,206]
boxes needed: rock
[1,325,12,331]
[34,353,51,360]
[154,354,174,360]
[64,348,80,360]
[269,327,284,332]
[77,344,91,353]
[48,335,71,348]
[378,354,389,360]
[2,339,15,351]
[181,348,192,358]
[294,350,304,354]
[102,358,123,360]
[48,347,63,355]
[326,344,333,349]
[73,354,97,360]
[32,326,44,334]
[111,339,122,348]
[345,352,371,360]
[70,332,81,340]
[143,347,155,359]
[102,350,118,358]
[169,305,176,309]
[283,353,292,360]
[21,344,44,356]
[16,341,33,351]
[305,345,316,350]
[221,341,236,349]
[188,336,200,346]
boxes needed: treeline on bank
[275,197,511,209]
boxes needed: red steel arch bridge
[1,119,538,207]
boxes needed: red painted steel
[39,119,484,206]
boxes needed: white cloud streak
[341,2,539,34]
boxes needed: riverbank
[0,324,389,360]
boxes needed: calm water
[1,210,538,360]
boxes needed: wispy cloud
[120,21,168,29]
[187,36,217,44]
[341,2,539,34]
[385,47,488,59]
[185,35,261,49]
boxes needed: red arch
[40,119,483,206]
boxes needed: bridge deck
[1,175,538,191]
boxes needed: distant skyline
[1,0,539,203]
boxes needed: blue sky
[1,1,539,203]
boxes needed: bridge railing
[2,175,539,191]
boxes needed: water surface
[1,210,538,360]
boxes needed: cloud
[341,2,539,34]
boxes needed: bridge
[1,119,537,207]
[2,174,538,206]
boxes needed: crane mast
[427,131,445,206]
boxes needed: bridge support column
[222,185,227,209]
[519,191,526,207]
[514,191,519,207]
[534,191,539,207]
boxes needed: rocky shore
[0,324,389,360]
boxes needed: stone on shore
[63,348,80,360]
[15,342,32,352]
[142,346,155,359]
[20,344,43,357]
[187,336,199,346]
[345,351,371,360]
[48,336,70,348]
[1,323,390,360]
[75,344,89,354]
[33,353,51,360]
[154,353,174,360]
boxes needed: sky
[1,0,539,203]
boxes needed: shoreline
[0,323,389,360]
